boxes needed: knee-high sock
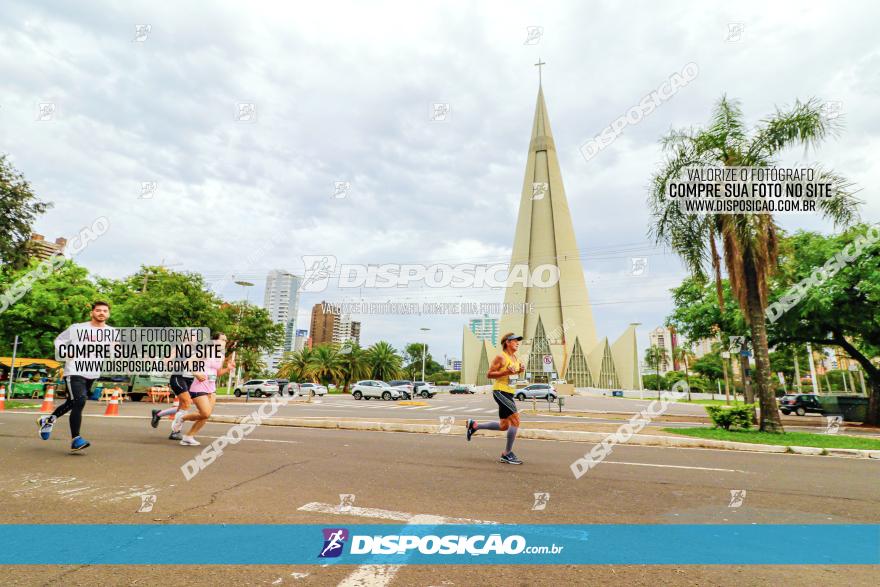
[157,407,177,418]
[475,421,501,431]
[505,426,518,453]
[171,408,189,432]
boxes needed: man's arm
[487,355,514,380]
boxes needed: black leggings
[52,376,94,438]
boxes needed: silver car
[351,380,405,401]
[514,383,557,401]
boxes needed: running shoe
[168,431,182,441]
[38,415,55,440]
[499,452,523,465]
[466,419,476,441]
[71,436,90,451]
[151,409,161,429]
[179,436,200,446]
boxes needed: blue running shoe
[466,419,476,441]
[38,416,55,440]
[71,436,90,451]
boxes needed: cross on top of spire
[534,58,546,86]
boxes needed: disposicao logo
[319,528,349,558]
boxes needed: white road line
[297,502,497,525]
[602,461,747,473]
[424,407,443,411]
[298,502,498,587]
[200,435,300,445]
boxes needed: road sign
[542,354,553,373]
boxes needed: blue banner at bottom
[1,525,877,565]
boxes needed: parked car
[388,380,414,400]
[297,382,327,397]
[351,380,404,401]
[412,381,437,398]
[514,383,557,401]
[779,393,823,416]
[449,384,475,394]
[234,379,280,397]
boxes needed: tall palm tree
[309,344,344,386]
[366,341,403,381]
[673,346,695,401]
[277,347,315,382]
[338,341,371,393]
[644,345,669,399]
[650,96,860,432]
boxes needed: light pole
[630,323,642,400]
[420,327,430,388]
[231,279,254,399]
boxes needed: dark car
[779,394,823,416]
[449,384,474,394]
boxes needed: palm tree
[277,347,315,382]
[309,344,344,386]
[338,341,370,393]
[673,346,695,401]
[366,341,403,381]
[650,96,860,432]
[644,345,669,399]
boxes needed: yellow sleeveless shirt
[493,353,523,393]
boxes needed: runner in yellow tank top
[466,332,525,465]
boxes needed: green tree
[0,259,100,357]
[644,345,669,397]
[101,266,227,331]
[672,346,695,400]
[766,225,880,423]
[366,341,403,381]
[649,95,860,432]
[219,301,284,355]
[0,155,53,269]
[277,347,315,382]
[308,344,344,386]
[337,341,371,392]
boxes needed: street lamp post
[420,327,430,393]
[231,279,254,400]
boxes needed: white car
[297,382,327,397]
[234,379,280,398]
[351,380,405,401]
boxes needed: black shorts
[492,390,518,419]
[169,375,194,396]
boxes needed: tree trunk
[743,256,784,433]
[833,335,880,425]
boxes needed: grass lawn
[6,401,41,409]
[677,399,746,406]
[664,427,880,450]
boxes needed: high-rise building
[468,315,499,346]
[262,270,302,372]
[461,77,640,389]
[310,302,359,346]
[294,329,308,351]
[28,234,67,260]
[648,326,676,374]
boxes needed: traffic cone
[40,384,56,413]
[0,385,6,411]
[103,388,120,416]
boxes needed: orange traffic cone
[40,384,56,413]
[0,384,6,411]
[103,388,120,416]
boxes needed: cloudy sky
[2,0,878,362]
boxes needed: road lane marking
[299,502,498,587]
[297,502,497,525]
[602,461,748,473]
[200,435,300,445]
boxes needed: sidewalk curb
[207,415,880,459]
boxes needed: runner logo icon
[319,528,349,558]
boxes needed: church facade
[461,84,641,390]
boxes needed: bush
[705,404,755,430]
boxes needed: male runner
[465,332,525,464]
[151,334,196,440]
[39,301,114,451]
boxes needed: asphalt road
[1,409,878,586]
